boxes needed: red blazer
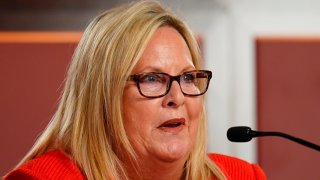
[4,150,266,179]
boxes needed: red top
[208,153,266,179]
[4,150,266,179]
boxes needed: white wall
[163,0,320,163]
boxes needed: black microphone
[227,126,320,152]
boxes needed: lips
[158,118,186,128]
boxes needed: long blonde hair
[17,0,226,179]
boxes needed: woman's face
[123,26,201,163]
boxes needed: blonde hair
[17,0,226,179]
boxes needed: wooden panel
[256,37,320,180]
[0,32,81,175]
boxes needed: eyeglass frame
[127,70,212,98]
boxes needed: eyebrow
[133,66,196,75]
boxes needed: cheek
[122,87,157,137]
[123,91,141,131]
[186,98,202,137]
[123,87,139,133]
[187,97,202,121]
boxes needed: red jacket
[4,150,266,179]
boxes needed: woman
[5,0,265,179]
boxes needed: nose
[162,80,185,108]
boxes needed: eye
[139,73,163,83]
[182,72,195,83]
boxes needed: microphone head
[227,126,253,142]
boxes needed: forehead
[132,26,194,74]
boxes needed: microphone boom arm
[251,129,320,151]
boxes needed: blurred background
[1,0,320,179]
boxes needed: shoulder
[208,153,266,180]
[4,150,85,180]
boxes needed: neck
[125,156,186,180]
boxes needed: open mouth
[158,118,186,128]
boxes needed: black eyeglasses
[128,70,212,98]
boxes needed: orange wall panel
[0,32,81,175]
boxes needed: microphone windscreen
[227,126,253,142]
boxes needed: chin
[157,140,191,163]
